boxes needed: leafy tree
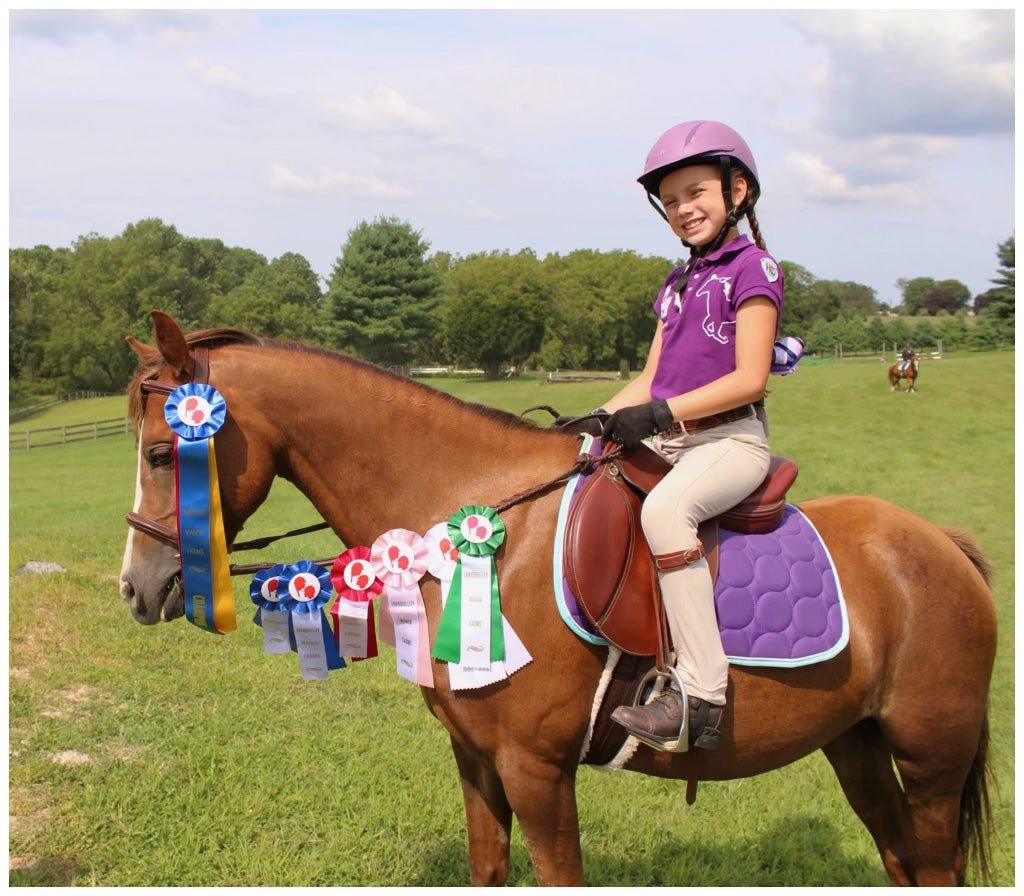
[934,313,969,351]
[835,313,869,352]
[443,250,551,379]
[866,316,888,353]
[33,219,228,391]
[911,318,937,350]
[921,280,970,316]
[896,277,937,315]
[9,245,69,395]
[777,261,817,331]
[209,251,324,341]
[325,217,442,369]
[541,249,663,371]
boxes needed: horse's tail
[959,710,994,884]
[943,527,993,586]
[943,526,995,883]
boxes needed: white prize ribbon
[282,563,331,681]
[262,611,291,655]
[336,597,370,657]
[458,555,493,668]
[291,611,329,680]
[387,587,431,686]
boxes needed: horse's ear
[150,310,192,378]
[125,334,157,361]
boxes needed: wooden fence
[9,391,116,424]
[9,417,132,450]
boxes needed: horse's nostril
[120,579,135,602]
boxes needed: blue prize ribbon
[168,383,232,634]
[279,561,332,613]
[278,561,345,670]
[176,436,218,632]
[250,564,288,611]
[165,384,226,441]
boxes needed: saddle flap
[563,460,660,656]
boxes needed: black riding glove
[554,408,608,437]
[601,400,675,451]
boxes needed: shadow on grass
[9,856,85,886]
[409,814,885,886]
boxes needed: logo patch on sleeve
[761,258,779,283]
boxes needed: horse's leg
[882,716,978,885]
[450,737,514,885]
[823,720,917,885]
[499,752,586,885]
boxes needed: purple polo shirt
[650,235,784,400]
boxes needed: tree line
[9,217,1014,400]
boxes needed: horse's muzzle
[120,572,184,624]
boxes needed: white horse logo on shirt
[698,274,735,344]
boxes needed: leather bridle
[124,348,332,576]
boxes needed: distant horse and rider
[889,343,920,392]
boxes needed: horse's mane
[128,326,547,434]
[278,339,546,433]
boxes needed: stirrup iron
[625,666,691,753]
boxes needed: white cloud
[268,165,411,201]
[316,85,449,138]
[789,9,1013,139]
[785,151,919,206]
[187,57,246,93]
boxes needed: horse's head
[118,311,272,624]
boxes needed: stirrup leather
[654,542,706,573]
[620,666,692,753]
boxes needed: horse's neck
[226,346,574,545]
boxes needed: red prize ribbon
[330,546,382,660]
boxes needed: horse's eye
[146,445,175,469]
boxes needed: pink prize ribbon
[330,546,382,660]
[370,529,432,687]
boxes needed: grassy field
[8,350,1014,886]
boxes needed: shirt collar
[692,233,751,266]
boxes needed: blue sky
[8,8,1016,306]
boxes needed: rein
[127,369,621,575]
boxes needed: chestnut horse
[119,312,996,886]
[889,360,919,392]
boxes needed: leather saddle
[563,445,799,656]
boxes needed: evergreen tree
[325,217,442,370]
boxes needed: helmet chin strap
[682,157,742,257]
[648,157,746,257]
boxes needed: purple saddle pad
[716,504,847,667]
[556,497,848,669]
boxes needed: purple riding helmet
[638,120,760,252]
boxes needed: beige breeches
[643,415,770,704]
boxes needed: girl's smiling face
[657,163,749,249]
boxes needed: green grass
[8,351,1014,885]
